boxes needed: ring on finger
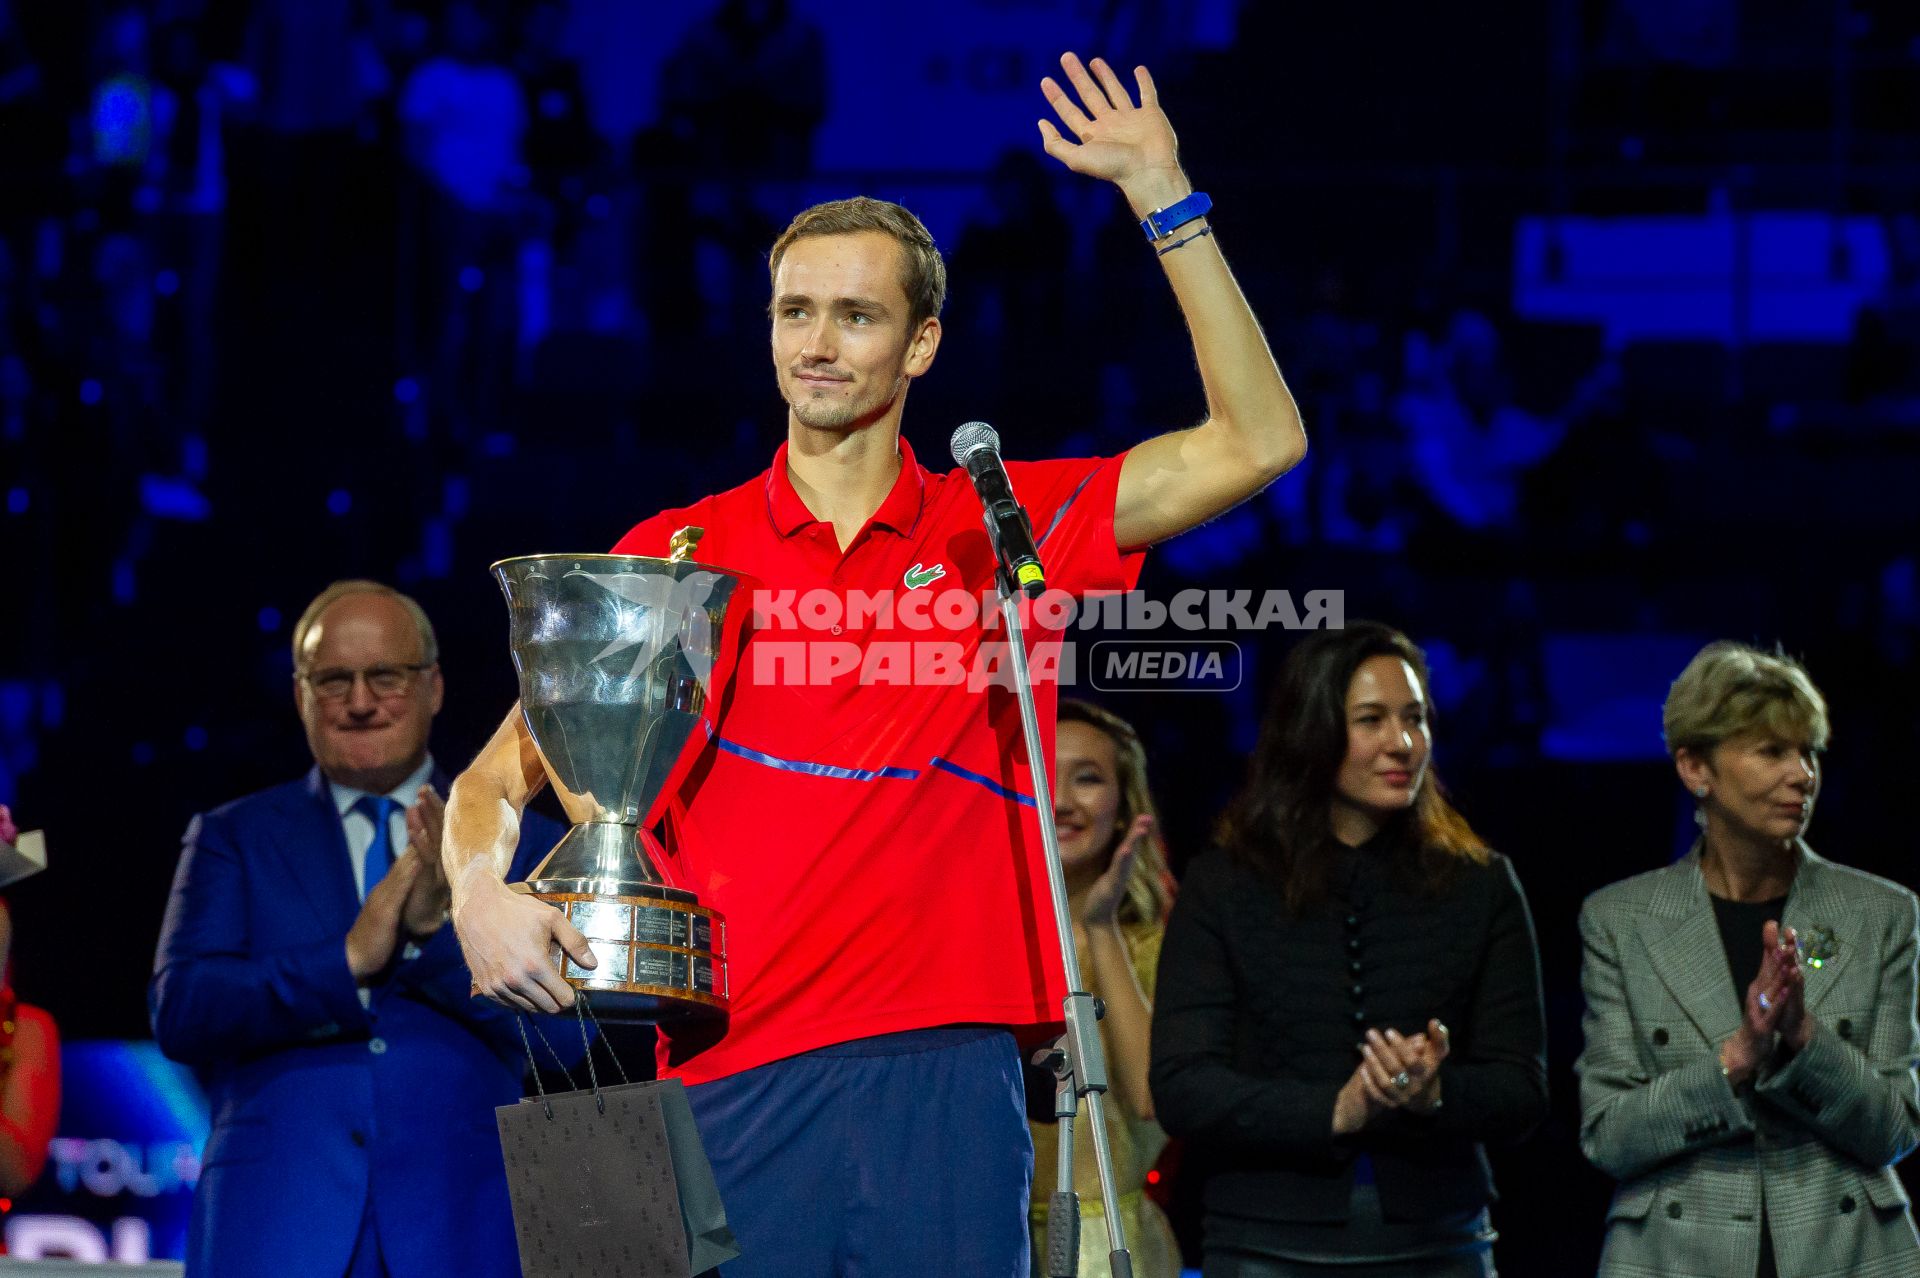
[1757,992,1772,1012]
[1392,1071,1412,1090]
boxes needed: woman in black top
[1150,622,1547,1277]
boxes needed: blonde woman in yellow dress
[1034,699,1184,1277]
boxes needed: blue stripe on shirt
[927,757,1039,808]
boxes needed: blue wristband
[1139,191,1212,242]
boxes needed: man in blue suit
[152,579,562,1277]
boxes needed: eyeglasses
[299,663,435,701]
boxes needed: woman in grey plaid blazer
[1576,642,1920,1278]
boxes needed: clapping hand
[1359,1020,1451,1115]
[1721,920,1804,1084]
[1333,1019,1451,1134]
[1775,924,1814,1054]
[400,785,451,938]
[345,852,424,981]
[1078,814,1154,927]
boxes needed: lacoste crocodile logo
[903,562,947,590]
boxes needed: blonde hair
[291,580,439,671]
[768,197,947,328]
[1663,640,1830,758]
[1059,699,1176,926]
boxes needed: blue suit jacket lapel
[276,767,362,931]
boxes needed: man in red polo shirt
[445,53,1306,1275]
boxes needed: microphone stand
[985,546,1134,1278]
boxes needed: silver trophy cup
[492,530,739,1022]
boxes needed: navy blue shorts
[687,1026,1033,1278]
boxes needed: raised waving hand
[1038,53,1184,202]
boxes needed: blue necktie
[355,795,402,899]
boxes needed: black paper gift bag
[496,1002,739,1277]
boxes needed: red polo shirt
[608,435,1144,1083]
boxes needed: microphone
[949,421,1046,597]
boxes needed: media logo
[1089,640,1242,693]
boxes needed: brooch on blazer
[1799,925,1839,969]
